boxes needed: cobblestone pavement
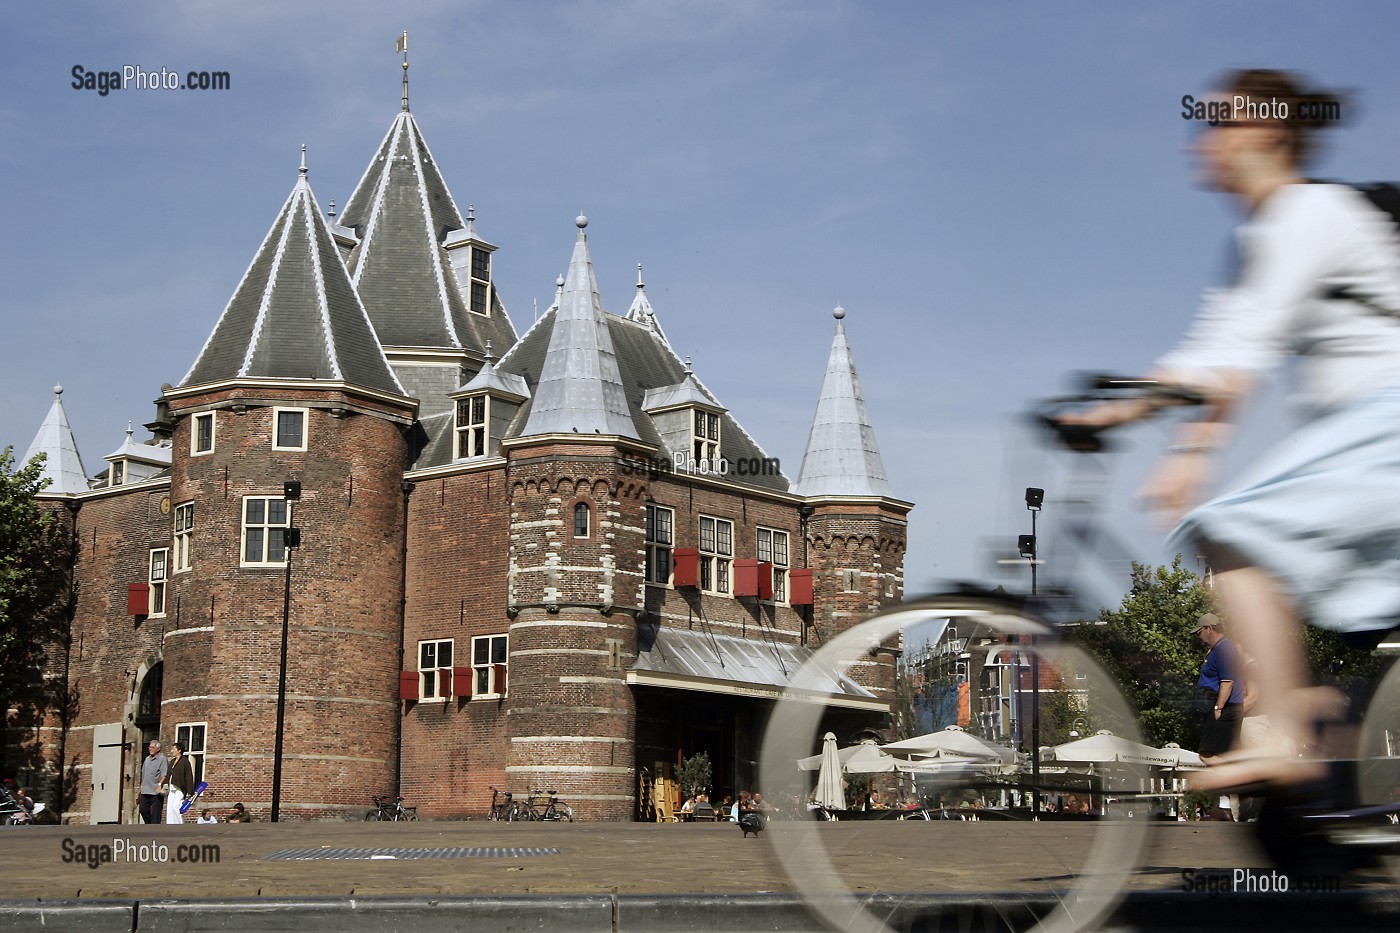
[7,818,1391,900]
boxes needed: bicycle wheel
[1352,655,1400,882]
[506,801,527,822]
[759,593,1151,933]
[364,808,383,821]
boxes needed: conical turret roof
[792,307,894,498]
[340,111,516,355]
[180,160,405,397]
[519,216,640,439]
[22,385,89,495]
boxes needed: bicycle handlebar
[1033,373,1206,453]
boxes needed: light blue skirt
[1170,384,1400,634]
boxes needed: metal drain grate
[264,846,562,861]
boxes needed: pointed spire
[520,216,640,439]
[21,384,89,495]
[792,306,894,497]
[180,160,404,397]
[340,107,516,356]
[624,261,671,347]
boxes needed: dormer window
[110,460,125,487]
[469,247,491,315]
[693,410,720,465]
[455,394,489,459]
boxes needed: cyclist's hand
[1138,450,1216,527]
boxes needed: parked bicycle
[0,786,44,826]
[509,788,574,822]
[486,786,517,821]
[761,376,1400,933]
[364,794,418,822]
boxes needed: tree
[679,751,713,800]
[1065,557,1214,749]
[0,448,74,712]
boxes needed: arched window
[135,663,163,729]
[573,502,591,538]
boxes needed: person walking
[162,742,196,824]
[138,739,167,824]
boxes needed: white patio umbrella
[882,726,1016,764]
[1043,730,1174,767]
[1157,742,1205,770]
[812,732,846,810]
[797,741,903,774]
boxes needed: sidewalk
[4,819,1395,930]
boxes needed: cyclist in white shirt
[1071,69,1400,790]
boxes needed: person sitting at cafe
[226,802,252,823]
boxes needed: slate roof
[481,252,790,494]
[518,217,642,439]
[22,385,89,495]
[180,167,405,397]
[791,310,894,498]
[340,111,517,355]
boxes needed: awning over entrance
[627,625,886,712]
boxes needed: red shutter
[789,569,814,606]
[734,558,759,597]
[128,583,150,616]
[452,667,473,699]
[494,664,508,695]
[399,671,420,701]
[673,548,699,588]
[440,667,453,698]
[757,561,774,600]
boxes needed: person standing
[138,740,167,824]
[162,742,196,824]
[1195,614,1243,763]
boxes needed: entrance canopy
[628,625,885,712]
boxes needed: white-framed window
[757,527,790,603]
[241,496,291,566]
[175,722,207,785]
[272,408,308,451]
[698,515,733,595]
[173,502,194,573]
[645,504,673,586]
[692,410,721,464]
[455,395,489,459]
[418,638,454,700]
[192,413,215,456]
[573,502,591,538]
[472,634,508,697]
[110,460,125,487]
[148,548,169,617]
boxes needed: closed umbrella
[813,732,846,810]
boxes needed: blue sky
[4,1,1398,599]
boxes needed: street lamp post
[270,480,301,823]
[1022,487,1044,819]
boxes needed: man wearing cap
[1195,613,1243,764]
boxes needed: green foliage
[0,448,73,709]
[1065,556,1214,749]
[679,751,713,799]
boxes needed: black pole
[1029,506,1041,821]
[271,542,293,822]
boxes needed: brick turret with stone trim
[501,215,645,820]
[159,153,417,819]
[794,306,911,703]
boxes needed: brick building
[6,83,912,823]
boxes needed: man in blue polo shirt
[1195,613,1244,763]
